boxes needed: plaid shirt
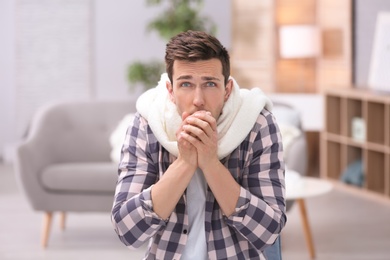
[111,109,286,260]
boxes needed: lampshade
[279,25,320,59]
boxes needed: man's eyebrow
[201,76,221,81]
[175,75,221,81]
[176,75,193,81]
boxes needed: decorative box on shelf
[351,117,366,142]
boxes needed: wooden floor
[1,163,390,260]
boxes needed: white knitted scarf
[136,73,273,159]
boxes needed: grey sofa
[271,102,308,211]
[14,98,137,247]
[14,97,306,248]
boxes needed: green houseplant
[128,0,216,90]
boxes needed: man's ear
[166,81,175,103]
[224,79,233,102]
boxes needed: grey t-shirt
[181,168,208,260]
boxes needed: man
[111,30,286,259]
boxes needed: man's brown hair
[165,30,230,85]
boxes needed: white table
[285,171,333,259]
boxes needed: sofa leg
[59,212,66,230]
[41,212,53,248]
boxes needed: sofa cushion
[110,113,136,163]
[41,162,118,194]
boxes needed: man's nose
[193,86,205,107]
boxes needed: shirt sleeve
[224,110,287,251]
[111,113,167,249]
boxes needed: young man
[111,30,286,259]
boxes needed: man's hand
[176,111,198,169]
[181,110,219,170]
[180,110,240,217]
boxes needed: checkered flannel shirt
[111,109,286,260]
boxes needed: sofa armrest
[14,141,52,210]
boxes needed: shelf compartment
[326,95,342,135]
[366,101,385,145]
[338,145,364,188]
[365,150,386,194]
[346,145,362,165]
[325,140,342,180]
[346,98,364,141]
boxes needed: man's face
[166,58,232,120]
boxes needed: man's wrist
[174,157,197,173]
[200,158,221,174]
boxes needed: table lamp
[279,25,319,58]
[279,25,320,91]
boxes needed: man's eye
[206,82,216,87]
[181,82,191,87]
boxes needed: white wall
[0,0,15,162]
[94,0,231,99]
[354,0,390,86]
[15,0,93,140]
[0,0,231,161]
[94,0,165,99]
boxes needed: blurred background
[0,0,232,160]
[0,0,389,162]
[1,1,390,259]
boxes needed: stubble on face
[167,59,232,121]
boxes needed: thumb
[182,111,191,121]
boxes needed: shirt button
[183,229,188,234]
